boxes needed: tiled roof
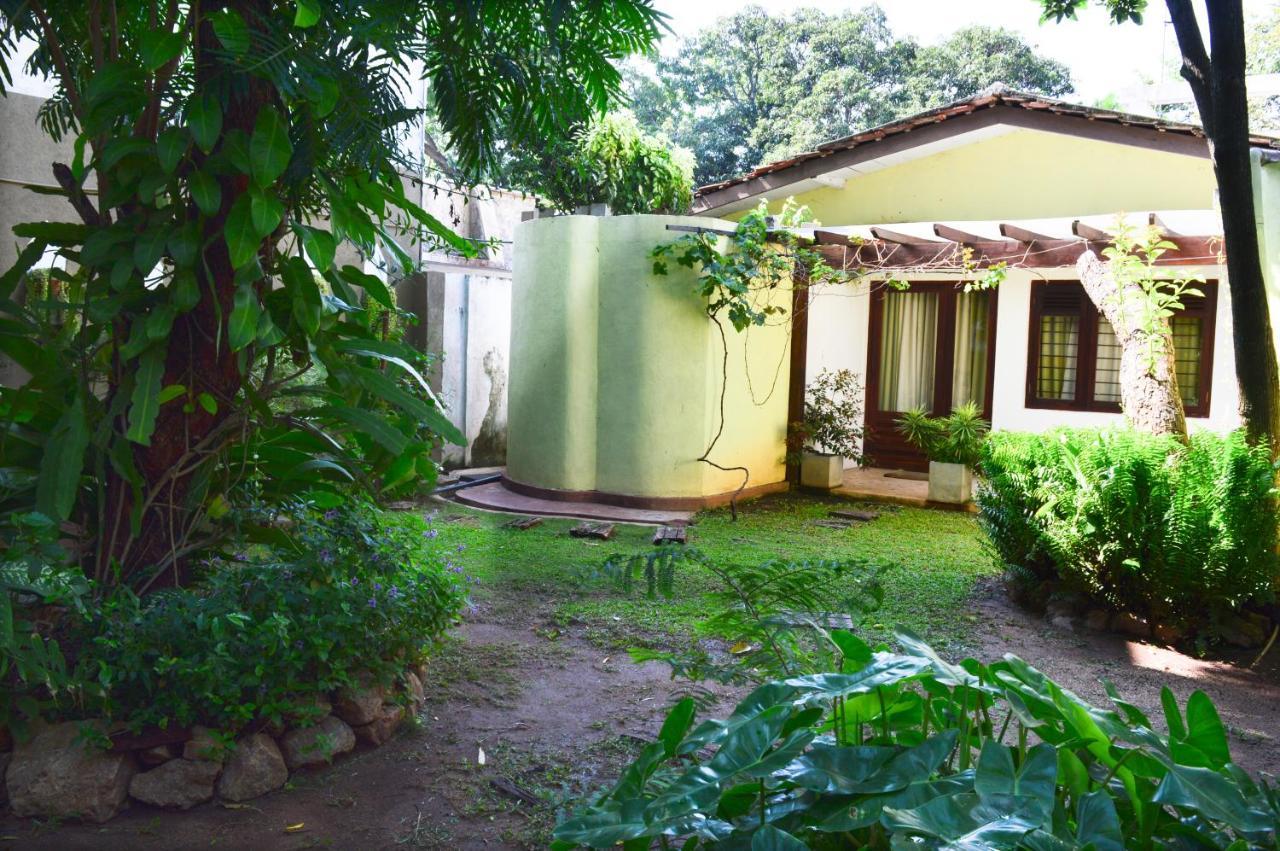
[694,83,1280,197]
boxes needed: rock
[1049,614,1076,633]
[353,705,405,748]
[333,680,385,726]
[1152,622,1184,645]
[5,721,135,823]
[412,660,428,684]
[1083,609,1110,631]
[1045,592,1086,620]
[280,715,355,770]
[216,734,287,802]
[183,726,227,763]
[287,693,333,725]
[1220,612,1270,648]
[129,758,220,810]
[137,744,176,767]
[405,670,425,711]
[1112,612,1150,639]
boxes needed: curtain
[1093,318,1122,403]
[1037,314,1079,401]
[952,291,990,408]
[878,291,938,412]
[1172,316,1202,406]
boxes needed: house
[693,85,1280,470]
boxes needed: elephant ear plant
[553,631,1279,849]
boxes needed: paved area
[451,481,694,525]
[834,466,976,512]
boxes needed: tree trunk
[1077,250,1188,440]
[103,0,275,589]
[1167,0,1280,453]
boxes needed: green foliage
[791,368,865,461]
[977,428,1278,636]
[1100,220,1204,377]
[652,198,844,333]
[554,631,1279,850]
[621,548,887,686]
[0,0,661,589]
[1038,0,1146,25]
[898,402,990,467]
[625,7,1073,184]
[599,547,695,600]
[76,502,464,733]
[508,110,694,215]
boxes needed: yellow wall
[508,214,790,500]
[732,129,1216,225]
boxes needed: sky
[649,0,1275,109]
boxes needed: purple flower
[318,549,334,564]
[455,543,466,553]
[349,577,359,586]
[424,529,438,540]
[324,509,340,521]
[388,585,400,598]
[374,582,382,591]
[368,597,377,608]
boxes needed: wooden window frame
[1025,279,1217,417]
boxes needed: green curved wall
[507,214,790,500]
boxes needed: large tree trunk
[103,0,275,589]
[1167,0,1280,453]
[1077,250,1188,440]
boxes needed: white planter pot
[801,452,844,490]
[928,461,973,504]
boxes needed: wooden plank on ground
[653,525,688,545]
[809,519,853,530]
[829,509,879,522]
[505,516,543,530]
[570,522,615,540]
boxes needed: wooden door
[864,283,997,471]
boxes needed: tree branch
[1165,0,1214,134]
[52,162,102,226]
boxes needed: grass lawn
[397,491,995,655]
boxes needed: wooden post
[786,262,811,484]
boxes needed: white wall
[803,266,1242,468]
[989,266,1240,434]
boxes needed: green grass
[395,491,995,653]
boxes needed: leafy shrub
[977,428,1278,635]
[898,402,989,466]
[790,368,866,461]
[512,110,695,214]
[555,631,1280,849]
[76,502,465,732]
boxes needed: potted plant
[789,369,864,490]
[896,402,989,504]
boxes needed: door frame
[863,282,998,471]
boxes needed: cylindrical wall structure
[507,214,791,508]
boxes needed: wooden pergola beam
[1071,220,1113,241]
[999,222,1060,242]
[869,226,941,245]
[812,232,1222,270]
[932,223,1012,244]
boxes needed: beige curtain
[878,291,938,412]
[1037,314,1079,401]
[1093,317,1122,403]
[952,291,990,408]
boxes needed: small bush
[977,428,1278,635]
[790,368,865,461]
[897,402,989,467]
[78,502,465,732]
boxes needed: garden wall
[507,214,790,505]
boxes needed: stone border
[1037,588,1276,649]
[1,663,427,823]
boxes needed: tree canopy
[625,5,1073,185]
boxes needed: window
[1026,281,1216,416]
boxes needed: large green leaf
[659,698,697,759]
[224,194,261,269]
[0,239,47,299]
[140,30,185,71]
[294,0,321,27]
[126,346,166,445]
[36,393,89,520]
[250,107,291,187]
[313,404,408,455]
[750,826,807,851]
[249,189,285,236]
[295,224,336,272]
[282,256,322,335]
[338,264,393,309]
[210,8,250,56]
[881,791,1044,848]
[187,94,222,154]
[228,283,261,352]
[974,742,1057,819]
[189,171,222,216]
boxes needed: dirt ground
[2,567,1277,849]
